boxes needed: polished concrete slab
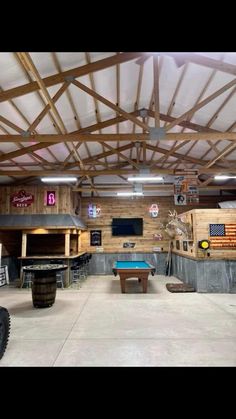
[0,275,236,366]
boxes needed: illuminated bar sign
[46,191,56,206]
[88,203,101,218]
[10,190,34,207]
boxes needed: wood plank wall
[173,208,236,259]
[0,185,74,214]
[80,196,233,253]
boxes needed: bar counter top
[18,252,86,260]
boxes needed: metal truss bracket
[65,75,76,82]
[149,127,165,141]
[21,131,30,137]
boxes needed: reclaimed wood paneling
[172,208,236,259]
[80,196,231,253]
[0,185,74,214]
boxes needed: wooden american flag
[209,224,236,248]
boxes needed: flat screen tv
[112,218,143,236]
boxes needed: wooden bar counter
[19,253,86,287]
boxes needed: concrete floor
[0,275,236,366]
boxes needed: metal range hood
[0,214,86,229]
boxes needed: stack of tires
[0,307,10,360]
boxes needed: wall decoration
[183,241,188,251]
[153,233,163,240]
[123,242,135,248]
[149,204,159,217]
[198,240,210,250]
[46,191,56,206]
[88,203,101,218]
[90,230,102,246]
[174,194,187,206]
[153,247,162,252]
[10,190,34,208]
[174,175,199,205]
[209,223,236,248]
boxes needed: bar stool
[20,260,34,288]
[71,260,86,287]
[50,260,64,289]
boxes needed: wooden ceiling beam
[146,143,207,165]
[204,142,236,168]
[153,55,160,128]
[72,79,149,131]
[14,52,61,164]
[18,53,67,135]
[73,184,236,192]
[0,53,144,103]
[28,81,70,132]
[174,67,220,171]
[163,63,188,128]
[0,167,235,176]
[2,132,236,142]
[17,53,77,164]
[165,77,236,132]
[85,52,108,182]
[167,53,236,76]
[132,62,144,134]
[148,110,218,133]
[102,143,140,169]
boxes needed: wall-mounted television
[112,218,143,236]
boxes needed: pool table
[112,261,156,293]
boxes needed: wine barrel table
[23,264,68,308]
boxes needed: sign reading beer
[10,190,34,207]
[46,191,56,206]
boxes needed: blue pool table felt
[115,261,151,269]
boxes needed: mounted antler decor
[161,210,192,240]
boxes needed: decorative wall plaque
[183,241,188,251]
[149,204,159,217]
[174,175,199,206]
[90,230,102,246]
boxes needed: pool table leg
[141,278,148,293]
[120,278,126,293]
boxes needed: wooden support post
[21,233,27,257]
[65,232,70,257]
[78,230,81,252]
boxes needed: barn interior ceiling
[0,51,236,196]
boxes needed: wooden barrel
[32,275,57,308]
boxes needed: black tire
[0,307,11,360]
